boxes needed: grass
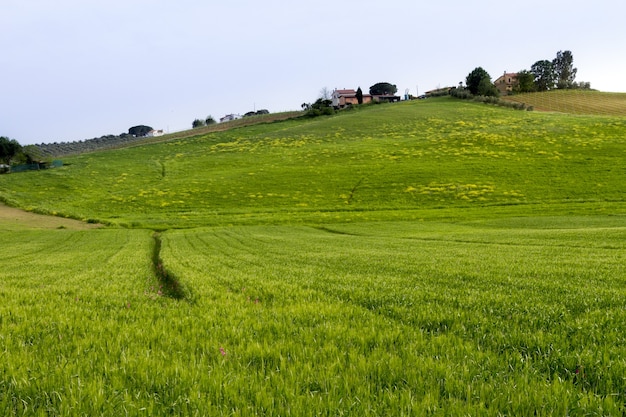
[502,90,626,116]
[0,203,101,231]
[1,97,626,415]
[2,221,626,415]
[1,98,624,228]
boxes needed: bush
[192,119,205,128]
[450,89,473,100]
[304,98,335,118]
[451,89,530,112]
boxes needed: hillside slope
[1,97,625,228]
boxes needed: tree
[305,98,334,118]
[0,136,22,165]
[192,119,205,128]
[319,87,331,100]
[531,60,556,91]
[553,50,577,89]
[465,67,492,95]
[128,125,153,137]
[205,116,216,125]
[478,77,499,97]
[513,70,536,93]
[369,82,397,96]
[356,87,363,104]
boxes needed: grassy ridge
[2,98,626,415]
[502,90,626,116]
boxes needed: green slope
[1,97,624,228]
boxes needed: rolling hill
[2,97,625,228]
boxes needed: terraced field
[503,89,626,116]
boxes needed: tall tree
[0,136,22,165]
[465,67,492,95]
[553,50,577,89]
[531,60,556,91]
[356,87,364,104]
[319,87,331,100]
[128,125,153,137]
[369,82,397,96]
[513,70,536,93]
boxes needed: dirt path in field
[0,203,102,230]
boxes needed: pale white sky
[2,0,625,145]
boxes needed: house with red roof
[331,88,373,108]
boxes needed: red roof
[335,89,357,95]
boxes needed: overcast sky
[2,0,625,145]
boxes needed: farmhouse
[146,129,165,137]
[220,114,241,123]
[331,89,373,108]
[494,72,518,95]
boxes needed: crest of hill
[502,90,626,116]
[34,91,625,158]
[35,111,303,157]
[3,97,626,229]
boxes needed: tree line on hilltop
[0,125,158,163]
[0,52,590,160]
[461,50,589,98]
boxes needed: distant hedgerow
[451,88,532,111]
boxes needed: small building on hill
[146,129,165,137]
[220,114,241,123]
[494,72,518,95]
[331,89,373,108]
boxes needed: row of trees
[192,116,216,128]
[1,125,166,161]
[517,50,587,92]
[192,109,271,128]
[0,136,47,167]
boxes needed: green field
[503,89,626,116]
[1,97,626,415]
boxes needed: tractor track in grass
[151,232,195,302]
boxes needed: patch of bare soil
[0,204,102,230]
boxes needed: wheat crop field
[503,90,626,116]
[1,96,626,416]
